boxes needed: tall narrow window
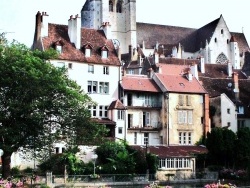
[143,112,150,127]
[134,132,137,144]
[128,114,133,128]
[109,0,113,12]
[144,133,149,145]
[116,1,122,13]
[103,66,109,75]
[179,95,184,106]
[186,95,191,106]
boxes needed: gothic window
[216,53,228,64]
[109,0,113,12]
[116,1,122,13]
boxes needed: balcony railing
[128,99,161,108]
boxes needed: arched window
[116,1,122,13]
[216,53,228,64]
[109,0,113,12]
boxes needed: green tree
[235,127,250,169]
[0,35,106,178]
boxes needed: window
[186,95,191,106]
[143,112,150,127]
[238,106,244,114]
[68,63,72,69]
[179,95,184,106]
[227,122,231,127]
[144,133,149,145]
[103,66,109,75]
[128,69,135,74]
[85,48,91,57]
[215,38,217,43]
[88,65,94,73]
[109,0,113,11]
[134,132,137,144]
[88,81,97,93]
[159,158,190,169]
[99,105,108,117]
[117,110,124,120]
[88,106,97,117]
[55,147,59,154]
[178,110,192,124]
[101,50,108,58]
[99,82,109,94]
[56,45,62,54]
[221,29,224,34]
[118,127,123,134]
[179,132,192,145]
[116,1,122,13]
[238,120,245,129]
[227,108,230,114]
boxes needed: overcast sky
[1,0,249,48]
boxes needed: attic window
[215,38,217,43]
[85,48,91,57]
[56,45,62,54]
[102,50,108,58]
[221,29,224,34]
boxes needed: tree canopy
[0,35,106,178]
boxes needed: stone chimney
[32,11,49,50]
[102,22,112,39]
[41,12,49,37]
[227,62,233,77]
[190,63,198,80]
[233,72,239,100]
[68,14,81,49]
[186,70,192,81]
[200,57,205,73]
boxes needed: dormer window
[56,45,62,54]
[83,43,93,57]
[101,45,109,59]
[54,40,64,54]
[238,106,244,114]
[102,50,108,58]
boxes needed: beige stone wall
[162,93,205,145]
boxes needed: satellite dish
[112,39,120,49]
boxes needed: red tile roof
[157,64,191,75]
[41,24,120,66]
[108,99,126,110]
[132,145,208,158]
[121,76,161,92]
[155,73,207,94]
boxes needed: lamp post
[91,154,98,176]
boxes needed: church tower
[81,0,137,54]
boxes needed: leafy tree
[0,35,106,178]
[235,127,250,169]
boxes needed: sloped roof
[41,24,120,66]
[132,145,208,158]
[199,64,247,79]
[121,76,161,93]
[108,99,126,110]
[155,73,207,94]
[157,64,192,75]
[91,118,116,125]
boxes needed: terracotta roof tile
[155,73,207,94]
[121,76,161,93]
[108,99,126,110]
[42,24,120,66]
[132,145,208,158]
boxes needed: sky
[1,0,249,48]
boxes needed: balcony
[128,122,162,131]
[127,99,161,108]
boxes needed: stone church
[81,0,250,71]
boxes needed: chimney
[200,57,205,73]
[102,22,112,39]
[41,12,49,37]
[186,71,192,81]
[233,72,239,100]
[68,14,81,49]
[33,11,42,45]
[227,62,233,77]
[190,63,198,79]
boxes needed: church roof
[41,23,120,66]
[136,15,249,54]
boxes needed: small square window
[227,108,230,114]
[68,63,72,69]
[118,127,123,134]
[88,65,94,73]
